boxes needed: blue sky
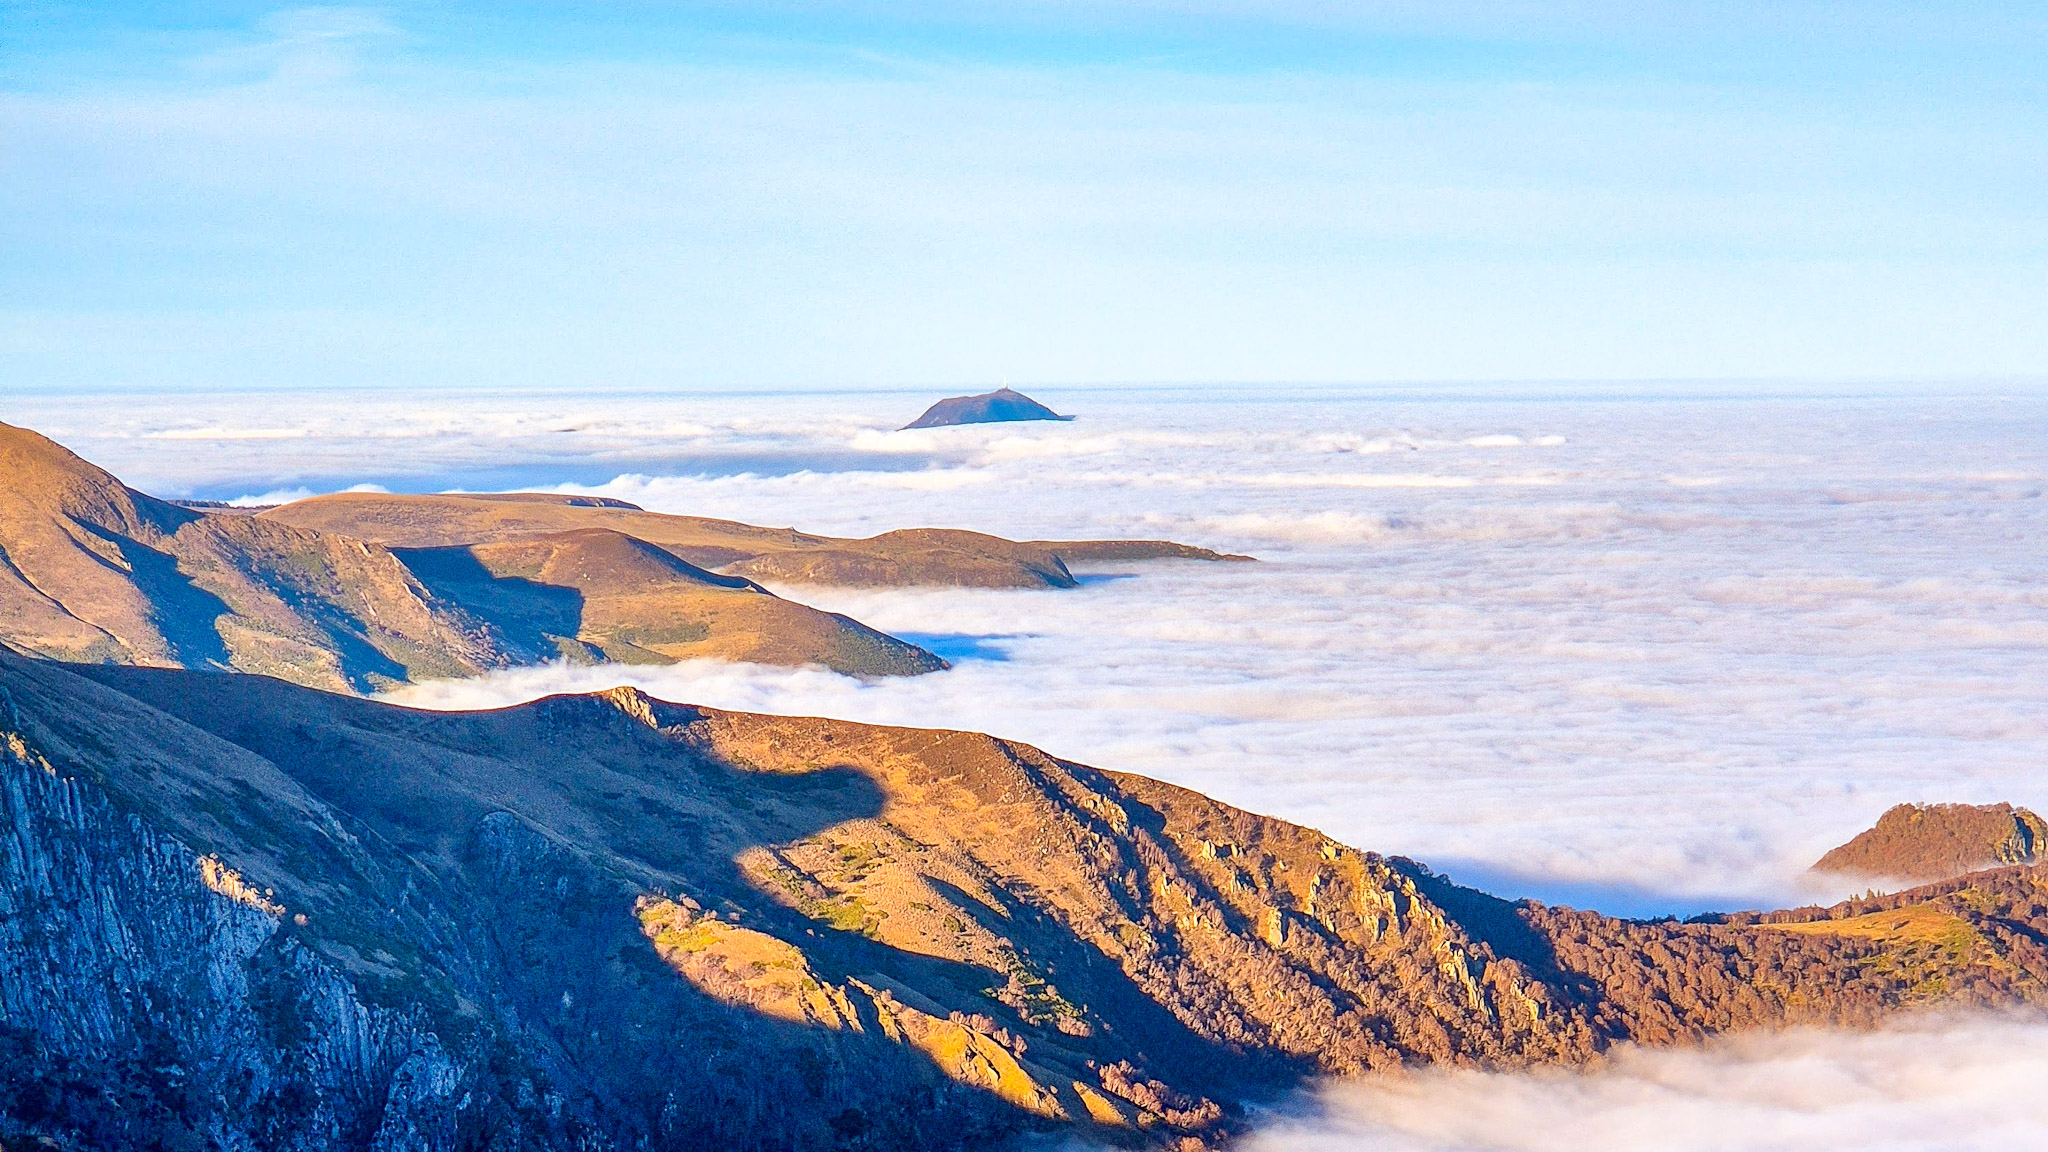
[3,2,2045,392]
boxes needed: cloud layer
[20,385,2048,915]
[1238,1013,2048,1152]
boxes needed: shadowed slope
[261,492,1250,590]
[399,528,944,673]
[3,653,2046,1149]
[0,424,943,687]
[0,420,207,664]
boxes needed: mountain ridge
[260,492,1249,590]
[0,422,943,688]
[3,651,2044,1149]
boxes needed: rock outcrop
[2,652,2045,1149]
[0,714,462,1149]
[901,387,1074,429]
[0,423,943,689]
[1813,801,2047,884]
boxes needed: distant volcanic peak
[901,387,1074,429]
[1813,801,2046,883]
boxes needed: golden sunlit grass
[1766,904,1980,952]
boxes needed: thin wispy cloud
[5,3,2044,390]
[186,7,402,86]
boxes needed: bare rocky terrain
[2,650,2044,1150]
[0,419,1248,691]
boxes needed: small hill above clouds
[1813,802,2046,884]
[902,385,1075,429]
[5,651,2047,1150]
[0,421,512,687]
[263,491,1252,589]
[0,422,942,690]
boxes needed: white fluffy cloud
[1237,1013,2048,1152]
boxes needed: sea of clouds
[32,383,2046,913]
[1229,1012,2048,1152]
[16,383,2048,1146]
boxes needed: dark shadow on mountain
[32,660,1283,1147]
[91,530,234,670]
[1386,857,1604,1011]
[395,545,585,659]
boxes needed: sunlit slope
[1813,802,2046,885]
[0,420,513,689]
[2,652,2043,1149]
[0,423,942,688]
[261,490,1248,589]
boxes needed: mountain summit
[902,386,1074,429]
[1813,802,2046,884]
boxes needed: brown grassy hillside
[1,652,2042,1150]
[0,423,942,689]
[0,421,511,689]
[260,491,1249,589]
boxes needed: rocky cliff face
[2,653,2045,1150]
[0,712,462,1149]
